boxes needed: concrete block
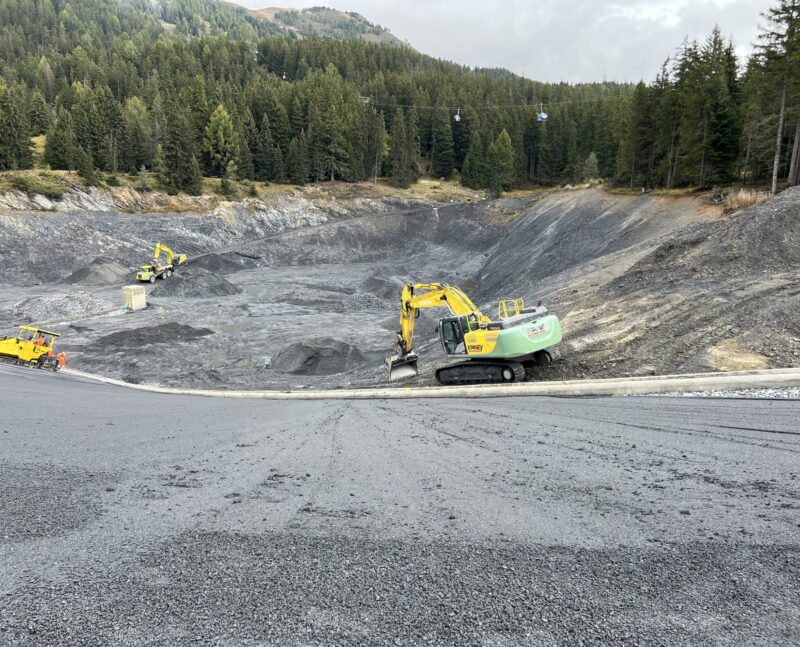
[122,285,147,312]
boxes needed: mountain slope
[225,3,406,45]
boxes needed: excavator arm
[386,283,490,381]
[154,242,175,267]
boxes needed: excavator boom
[386,283,490,381]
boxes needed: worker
[57,352,67,369]
[35,335,46,347]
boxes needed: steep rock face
[0,188,115,212]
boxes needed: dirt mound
[150,267,242,299]
[62,258,132,286]
[272,339,367,375]
[621,186,800,282]
[188,253,242,274]
[12,292,116,323]
[91,323,213,350]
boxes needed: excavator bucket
[385,352,418,381]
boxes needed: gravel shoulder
[1,365,798,645]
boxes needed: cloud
[233,0,771,82]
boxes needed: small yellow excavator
[386,283,562,385]
[0,326,64,371]
[136,242,187,283]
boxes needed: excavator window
[440,318,465,355]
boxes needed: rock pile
[12,292,116,323]
[150,267,242,298]
[273,339,367,375]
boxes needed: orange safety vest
[57,352,67,368]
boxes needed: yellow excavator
[0,326,64,371]
[386,283,562,385]
[136,243,187,283]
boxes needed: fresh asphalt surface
[1,364,798,646]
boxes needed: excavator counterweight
[386,283,562,386]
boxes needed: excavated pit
[0,187,798,389]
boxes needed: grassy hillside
[232,4,405,46]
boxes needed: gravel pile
[150,267,242,299]
[273,339,367,375]
[12,292,116,323]
[62,258,132,286]
[187,253,242,274]
[90,323,214,350]
[338,292,388,312]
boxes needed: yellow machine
[0,326,62,370]
[386,283,562,385]
[136,243,188,283]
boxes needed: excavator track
[435,360,526,386]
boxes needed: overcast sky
[233,0,771,83]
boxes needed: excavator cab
[439,316,468,356]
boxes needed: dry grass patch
[725,189,770,214]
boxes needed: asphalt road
[1,364,798,646]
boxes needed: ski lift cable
[257,58,624,114]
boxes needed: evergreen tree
[286,133,309,184]
[430,106,455,179]
[203,104,238,177]
[75,147,97,185]
[462,130,487,188]
[488,129,515,194]
[389,108,414,188]
[255,114,276,181]
[0,83,33,170]
[120,97,151,173]
[161,104,203,195]
[707,80,741,182]
[29,91,51,136]
[272,145,286,181]
[582,152,600,181]
[44,109,77,170]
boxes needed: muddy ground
[0,186,798,389]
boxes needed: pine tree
[488,129,515,194]
[203,104,238,177]
[161,105,203,195]
[286,134,309,184]
[272,145,286,182]
[44,108,77,170]
[707,80,741,182]
[753,0,800,192]
[75,147,97,185]
[389,108,413,188]
[430,106,455,179]
[29,91,51,136]
[461,130,486,188]
[582,152,600,181]
[255,114,276,181]
[0,83,33,170]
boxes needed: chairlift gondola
[453,108,461,123]
[537,102,548,123]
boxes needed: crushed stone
[12,292,116,323]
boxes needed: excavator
[0,326,65,371]
[386,283,562,385]
[136,242,187,283]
